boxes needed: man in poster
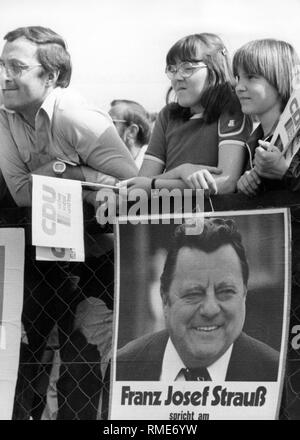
[117,218,279,382]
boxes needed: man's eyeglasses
[165,61,207,79]
[0,60,42,78]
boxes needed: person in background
[109,99,152,169]
[120,33,252,196]
[233,38,300,195]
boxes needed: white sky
[1,0,300,113]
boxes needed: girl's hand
[183,169,219,195]
[117,176,152,194]
[177,163,222,181]
[254,140,290,179]
[237,169,261,196]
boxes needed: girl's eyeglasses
[165,61,207,79]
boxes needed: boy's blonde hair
[233,39,300,110]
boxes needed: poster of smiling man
[109,208,290,420]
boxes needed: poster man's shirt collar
[160,337,233,382]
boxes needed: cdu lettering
[42,185,56,235]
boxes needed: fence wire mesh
[0,205,113,420]
[0,197,299,420]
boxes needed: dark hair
[4,26,72,88]
[110,99,152,145]
[160,218,249,297]
[233,39,300,111]
[166,33,238,123]
[165,86,176,105]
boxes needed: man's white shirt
[160,337,233,382]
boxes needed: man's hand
[237,169,262,196]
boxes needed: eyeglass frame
[165,60,207,80]
[0,60,43,79]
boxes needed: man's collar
[0,87,63,122]
[160,337,186,381]
[160,337,233,381]
[0,104,15,114]
[37,87,63,121]
[207,344,233,381]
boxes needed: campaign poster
[32,175,84,260]
[0,229,25,420]
[110,209,290,420]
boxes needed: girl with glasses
[233,39,300,196]
[120,33,252,195]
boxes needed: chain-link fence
[0,204,113,420]
[0,192,300,420]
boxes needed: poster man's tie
[181,367,211,381]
